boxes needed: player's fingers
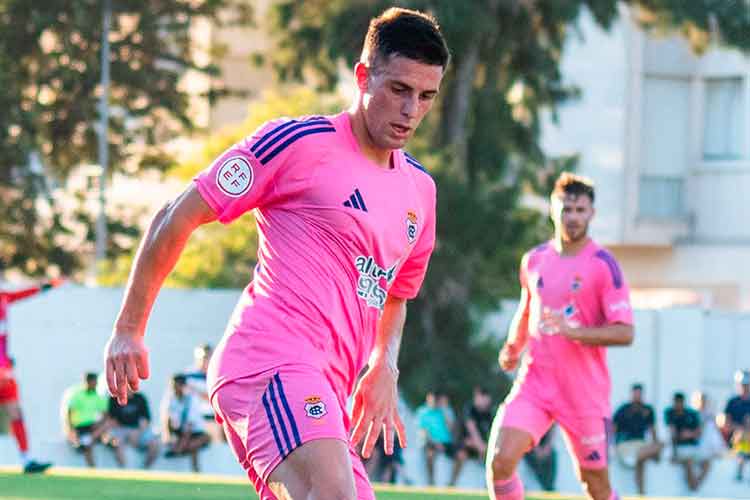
[394,411,407,449]
[105,358,117,397]
[362,418,382,459]
[113,356,128,404]
[350,409,369,447]
[136,349,150,380]
[125,352,140,391]
[382,418,394,455]
[351,391,364,424]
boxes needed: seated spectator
[523,426,557,492]
[612,383,663,495]
[665,391,706,491]
[364,435,410,485]
[61,372,114,467]
[107,389,159,468]
[692,392,725,464]
[416,390,466,486]
[724,370,750,442]
[184,343,223,441]
[732,415,750,481]
[160,374,210,472]
[459,385,494,461]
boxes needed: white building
[542,6,750,311]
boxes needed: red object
[10,416,29,452]
[0,375,19,403]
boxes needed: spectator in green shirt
[61,372,113,467]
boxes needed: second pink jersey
[513,239,633,417]
[194,112,436,403]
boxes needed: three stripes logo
[250,116,335,166]
[343,188,368,212]
[261,373,302,459]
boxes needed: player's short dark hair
[552,172,595,203]
[361,7,450,72]
[172,374,187,386]
[85,372,98,383]
[632,383,644,391]
[674,392,685,402]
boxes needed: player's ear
[354,62,370,93]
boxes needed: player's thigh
[557,414,612,473]
[487,398,551,476]
[268,438,357,500]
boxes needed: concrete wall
[2,286,750,498]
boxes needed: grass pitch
[0,467,574,500]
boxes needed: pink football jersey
[194,112,436,404]
[516,239,633,416]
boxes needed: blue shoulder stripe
[251,116,330,154]
[252,118,333,158]
[594,249,623,289]
[403,152,430,175]
[258,126,336,165]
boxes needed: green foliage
[0,0,253,276]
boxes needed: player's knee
[490,451,518,480]
[310,472,357,500]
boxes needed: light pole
[95,0,111,275]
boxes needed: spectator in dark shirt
[665,392,705,491]
[724,370,750,441]
[460,385,494,460]
[107,389,159,468]
[612,383,663,495]
[523,426,557,491]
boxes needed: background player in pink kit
[487,173,634,500]
[103,8,449,499]
[0,278,63,473]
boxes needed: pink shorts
[211,363,374,500]
[496,388,612,470]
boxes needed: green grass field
[0,467,574,500]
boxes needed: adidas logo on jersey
[343,188,368,212]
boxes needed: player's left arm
[351,294,407,460]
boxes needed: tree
[0,0,252,277]
[266,0,750,406]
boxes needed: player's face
[551,193,594,243]
[360,55,443,150]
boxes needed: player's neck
[554,235,591,256]
[347,109,393,168]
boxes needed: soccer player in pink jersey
[0,278,63,473]
[103,8,449,499]
[486,173,634,500]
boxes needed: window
[703,77,745,160]
[639,76,690,218]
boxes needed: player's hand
[350,361,406,459]
[499,344,520,371]
[104,332,149,405]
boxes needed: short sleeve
[194,116,336,224]
[388,183,436,299]
[594,249,634,326]
[647,407,655,426]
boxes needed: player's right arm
[105,185,217,405]
[499,255,531,371]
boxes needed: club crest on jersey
[216,156,253,197]
[304,396,327,419]
[406,211,418,244]
[571,275,583,292]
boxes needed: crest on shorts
[406,211,418,244]
[304,396,327,419]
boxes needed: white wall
[2,286,750,498]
